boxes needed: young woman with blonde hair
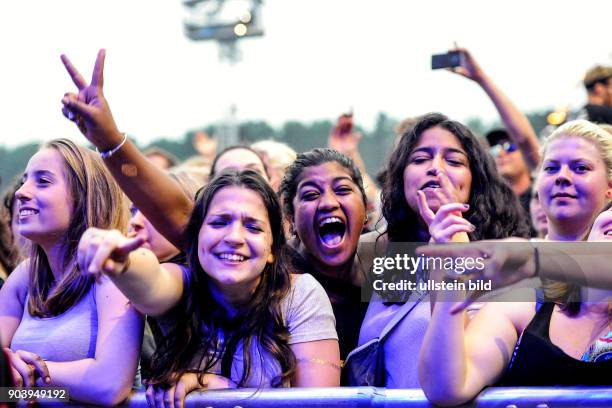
[0,139,143,405]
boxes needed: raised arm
[60,50,192,249]
[449,47,541,169]
[328,114,379,207]
[78,227,185,316]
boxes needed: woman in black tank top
[419,120,612,406]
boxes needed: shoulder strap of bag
[379,291,426,341]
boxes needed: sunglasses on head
[490,141,518,157]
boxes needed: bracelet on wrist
[97,133,128,159]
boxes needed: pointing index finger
[60,54,88,91]
[91,49,106,88]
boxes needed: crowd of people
[0,47,611,406]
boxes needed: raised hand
[416,171,472,243]
[417,239,536,312]
[77,227,145,280]
[60,49,123,151]
[328,113,361,154]
[446,47,486,83]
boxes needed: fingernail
[463,204,470,209]
[45,376,51,384]
[469,225,476,231]
[88,266,96,273]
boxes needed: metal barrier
[117,387,612,408]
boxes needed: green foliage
[238,121,276,143]
[143,134,196,162]
[360,112,396,178]
[0,108,556,196]
[0,143,39,193]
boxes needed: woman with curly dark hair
[353,113,530,388]
[381,112,528,243]
[78,170,340,407]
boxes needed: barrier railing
[116,387,612,408]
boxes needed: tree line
[0,110,550,194]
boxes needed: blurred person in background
[210,145,270,182]
[328,113,381,232]
[529,187,548,238]
[174,155,212,185]
[578,65,612,125]
[446,47,540,233]
[252,139,297,192]
[144,146,180,170]
[0,178,28,285]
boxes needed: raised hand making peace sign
[61,49,124,151]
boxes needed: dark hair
[210,145,269,179]
[279,148,367,226]
[381,113,529,242]
[150,169,295,388]
[0,177,24,273]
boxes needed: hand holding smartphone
[431,50,464,70]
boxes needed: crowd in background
[0,48,611,406]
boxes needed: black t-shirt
[582,104,612,125]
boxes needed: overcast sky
[1,0,611,148]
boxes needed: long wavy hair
[381,113,529,243]
[26,139,129,317]
[150,169,295,388]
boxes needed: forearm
[420,294,471,405]
[535,242,612,289]
[43,358,136,406]
[113,249,182,316]
[100,132,193,249]
[478,74,541,169]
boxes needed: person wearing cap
[485,128,533,216]
[578,65,612,125]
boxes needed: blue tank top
[10,286,98,361]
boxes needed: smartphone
[431,51,463,70]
